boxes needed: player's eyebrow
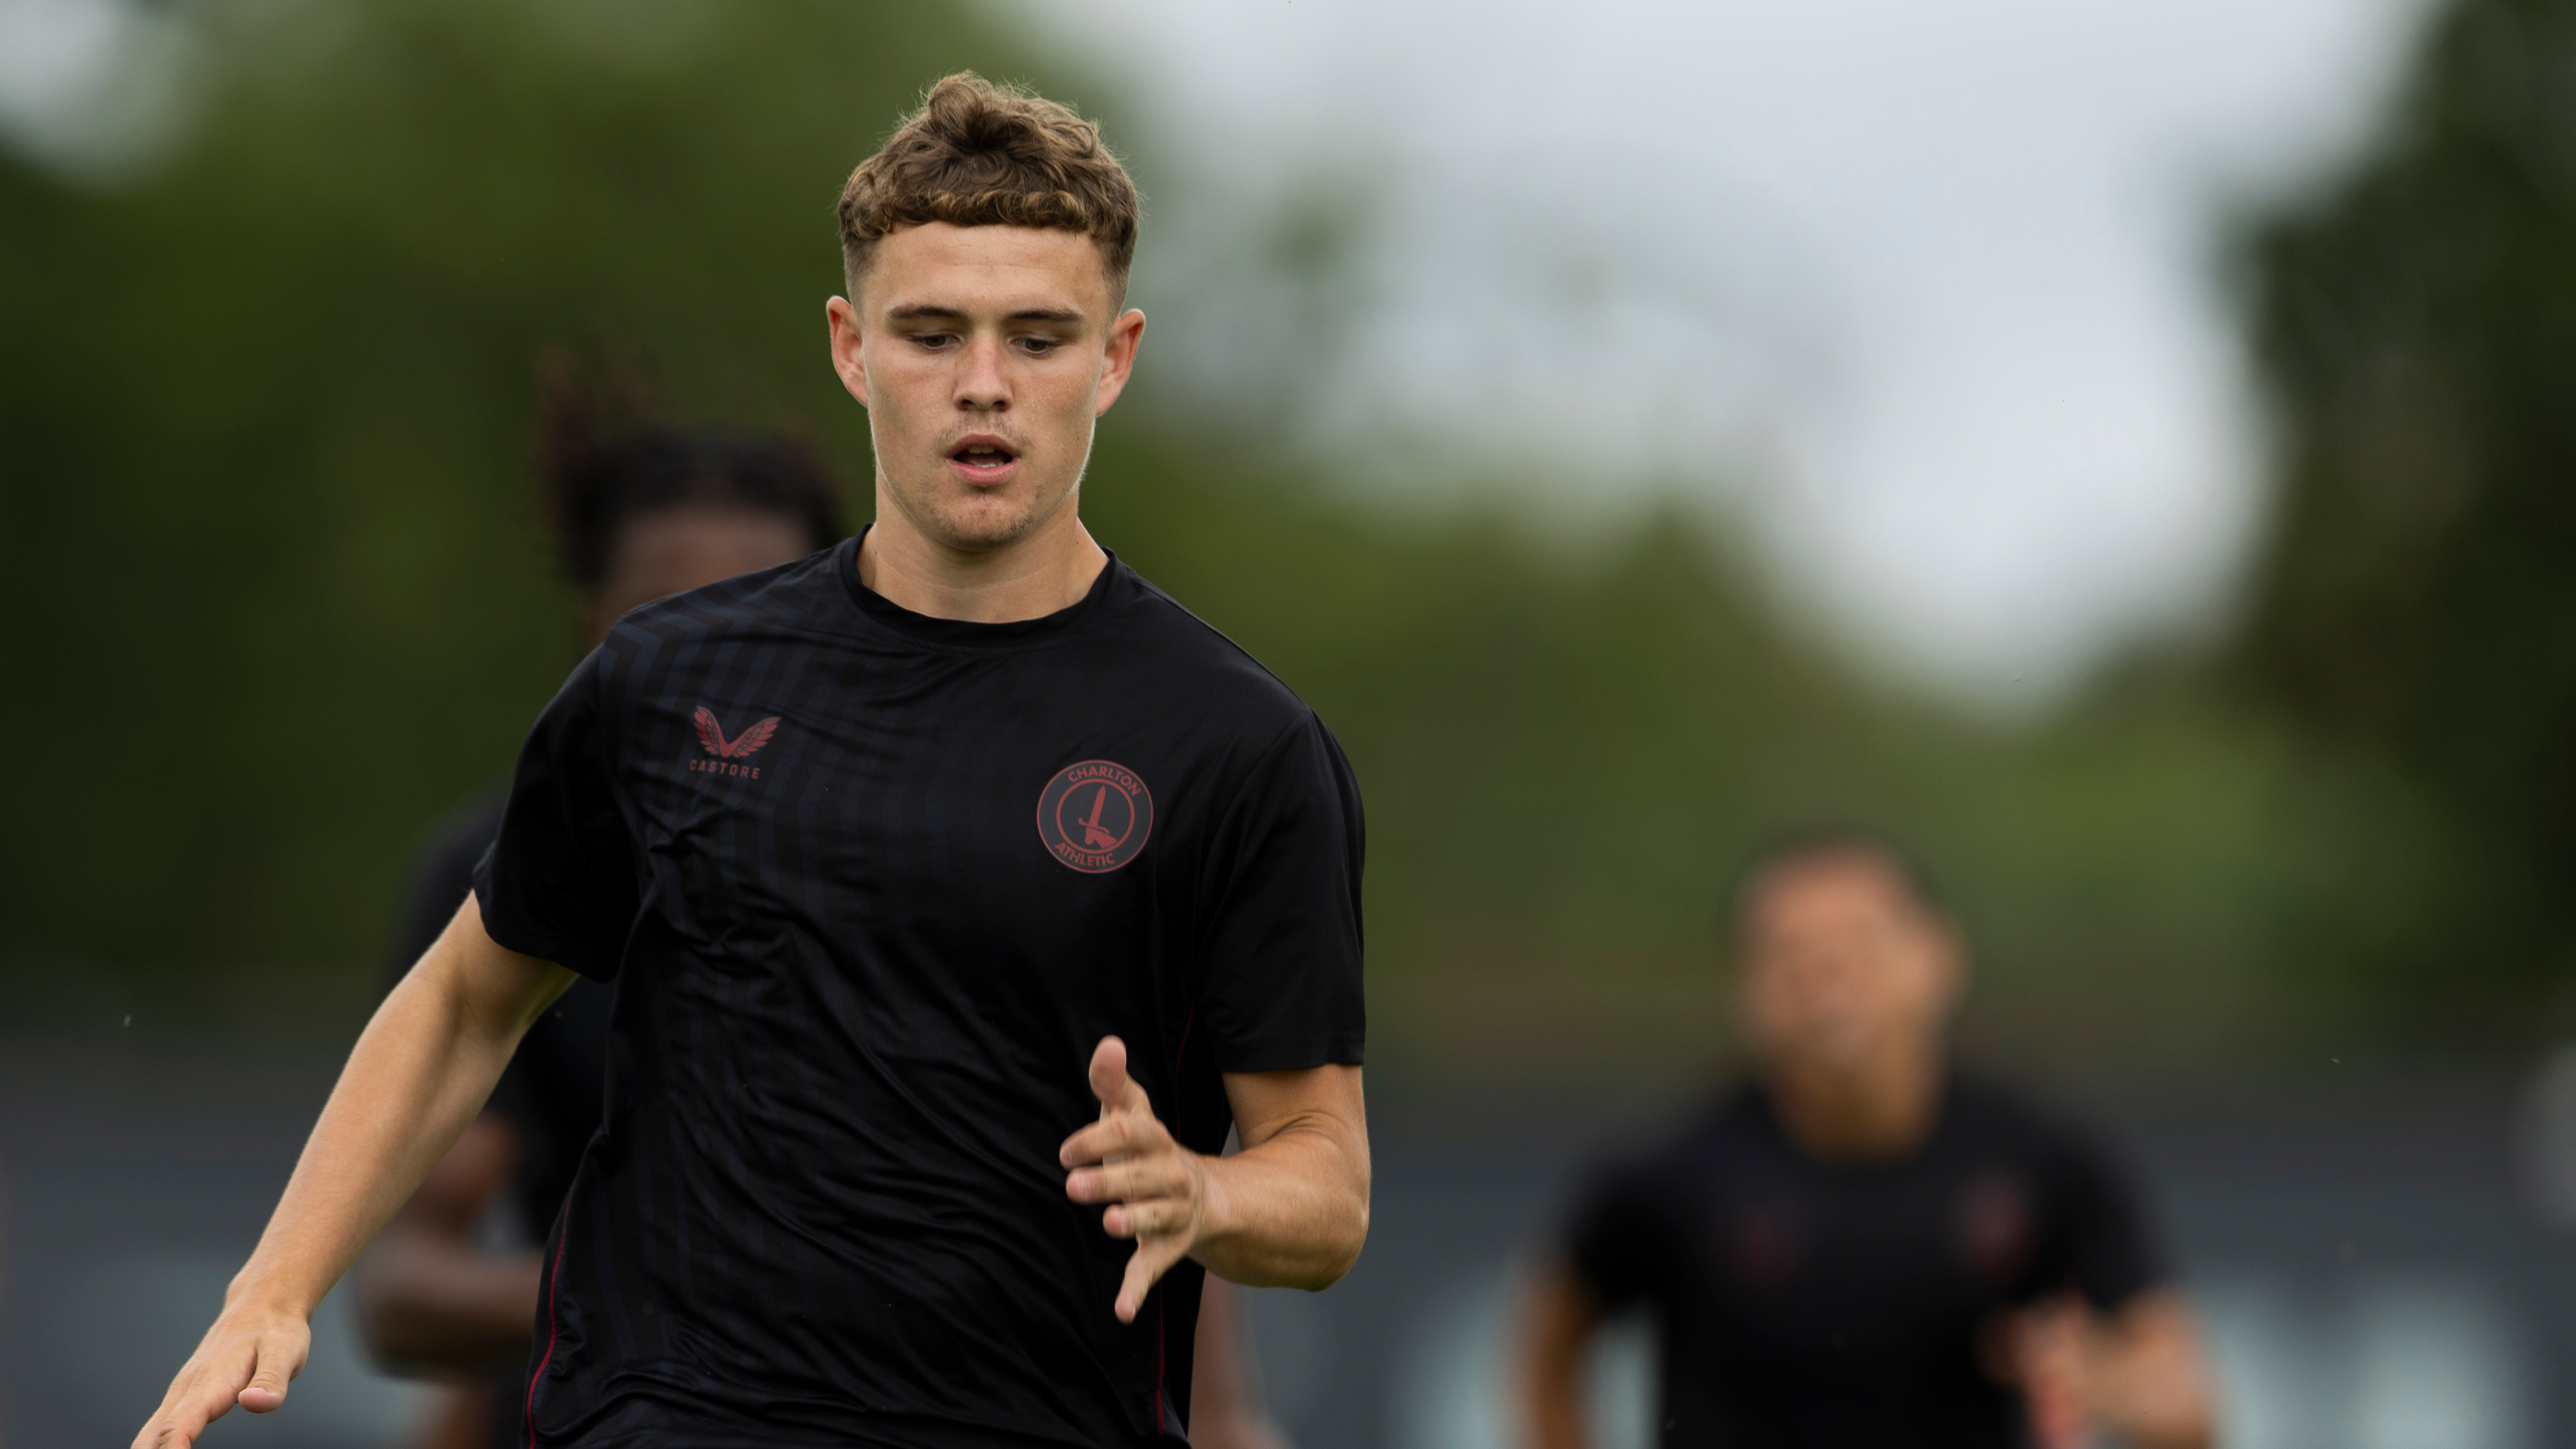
[884,304,1086,325]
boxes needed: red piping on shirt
[528,1187,573,1448]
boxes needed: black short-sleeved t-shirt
[390,794,614,1449]
[472,536,1367,1449]
[394,791,613,1242]
[1564,1076,2169,1449]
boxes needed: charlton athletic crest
[1037,759,1153,873]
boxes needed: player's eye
[1014,336,1062,356]
[911,332,959,351]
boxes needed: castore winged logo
[691,707,780,779]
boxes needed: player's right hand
[1982,1292,2091,1449]
[1061,1035,1214,1324]
[131,1300,310,1448]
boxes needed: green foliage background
[0,0,2546,1071]
[2226,0,2576,1019]
[3,0,1031,972]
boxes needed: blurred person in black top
[136,73,1367,1449]
[353,372,845,1449]
[1519,834,2215,1449]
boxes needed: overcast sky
[1,0,2438,700]
[1013,0,2436,700]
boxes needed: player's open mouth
[949,439,1019,484]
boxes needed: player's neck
[1763,1047,1945,1164]
[857,500,1107,624]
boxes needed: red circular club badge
[1037,759,1153,873]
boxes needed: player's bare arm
[132,897,573,1449]
[1997,1287,2215,1449]
[1060,1036,1370,1323]
[1518,1258,1605,1449]
[2086,1290,2216,1449]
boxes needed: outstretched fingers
[1066,1155,1188,1207]
[1062,1033,1210,1321]
[237,1331,299,1412]
[1099,1193,1195,1239]
[135,1358,238,1449]
[1059,1111,1153,1171]
[132,1390,213,1449]
[1059,1037,1168,1171]
[133,1315,307,1449]
[1115,1232,1194,1324]
[1087,1035,1149,1115]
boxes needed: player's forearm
[227,909,565,1323]
[2093,1366,2213,1449]
[226,987,514,1320]
[1190,1118,1369,1288]
[2087,1293,2215,1449]
[1519,1261,1598,1449]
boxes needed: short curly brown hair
[837,72,1141,308]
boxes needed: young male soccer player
[135,73,1369,1449]
[1520,834,2213,1449]
[359,378,1293,1449]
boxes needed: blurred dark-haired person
[1520,834,2215,1449]
[352,380,844,1449]
[135,71,1365,1449]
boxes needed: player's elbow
[1295,1189,1370,1290]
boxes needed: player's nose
[953,333,1012,409]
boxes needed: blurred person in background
[1519,831,2214,1449]
[352,374,1296,1449]
[355,370,847,1449]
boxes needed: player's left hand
[1984,1292,2093,1449]
[1060,1035,1220,1323]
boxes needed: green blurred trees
[2227,0,2576,1012]
[1,0,1048,973]
[0,0,2458,1066]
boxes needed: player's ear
[827,296,871,409]
[1093,309,1146,418]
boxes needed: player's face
[1739,857,1962,1078]
[585,504,818,645]
[827,223,1144,554]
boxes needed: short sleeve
[384,792,506,990]
[2057,1134,2172,1310]
[1563,1163,1658,1312]
[1194,712,1366,1072]
[472,651,641,980]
